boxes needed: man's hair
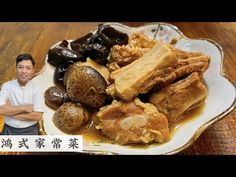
[16,53,35,66]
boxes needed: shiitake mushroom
[53,102,90,134]
[66,65,107,109]
[47,24,128,107]
[44,86,70,110]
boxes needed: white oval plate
[32,23,236,155]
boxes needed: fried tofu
[110,42,177,101]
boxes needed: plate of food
[33,22,236,154]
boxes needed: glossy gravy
[75,99,206,147]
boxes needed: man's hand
[14,112,43,121]
[24,104,34,113]
[0,102,34,116]
[6,100,33,113]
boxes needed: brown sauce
[74,121,113,144]
[170,100,206,136]
[58,79,208,148]
[71,99,206,148]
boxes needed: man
[0,53,44,135]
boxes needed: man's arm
[0,104,33,116]
[14,112,43,121]
[0,101,42,121]
[0,100,33,116]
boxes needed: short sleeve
[33,85,44,113]
[0,84,9,106]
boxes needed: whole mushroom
[66,65,108,108]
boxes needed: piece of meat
[109,32,203,69]
[110,42,177,101]
[175,55,210,75]
[168,45,203,59]
[107,42,210,101]
[149,72,207,125]
[109,32,157,67]
[128,32,157,48]
[110,45,146,66]
[95,98,170,145]
[153,55,210,90]
[107,62,120,73]
[106,84,117,100]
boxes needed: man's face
[16,60,34,85]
